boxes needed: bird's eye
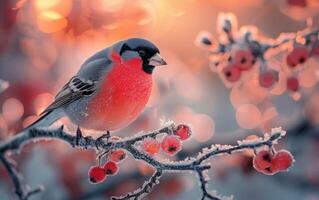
[139,50,146,57]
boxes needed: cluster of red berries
[285,42,319,92]
[196,13,319,94]
[222,48,256,83]
[141,124,192,156]
[88,125,192,184]
[88,147,127,184]
[253,149,294,175]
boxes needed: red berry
[286,54,296,67]
[222,65,241,82]
[259,70,278,88]
[287,77,299,92]
[108,149,126,163]
[286,46,309,68]
[88,166,106,183]
[174,124,192,140]
[253,150,273,171]
[253,150,279,175]
[272,150,294,171]
[103,161,119,175]
[141,137,160,156]
[161,135,182,156]
[233,49,255,71]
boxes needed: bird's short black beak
[149,53,167,66]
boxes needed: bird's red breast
[81,51,153,131]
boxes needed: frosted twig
[111,170,162,200]
[0,154,43,200]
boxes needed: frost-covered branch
[0,121,287,200]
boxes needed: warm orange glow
[236,104,261,129]
[90,0,125,13]
[22,115,38,128]
[37,11,68,33]
[32,0,72,16]
[209,0,264,8]
[34,93,54,115]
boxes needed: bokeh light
[2,98,24,122]
[236,104,261,129]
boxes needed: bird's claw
[95,131,112,166]
[95,131,111,150]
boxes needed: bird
[22,38,167,135]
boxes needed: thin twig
[111,170,163,200]
[0,154,43,200]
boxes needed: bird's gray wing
[40,53,113,115]
[40,76,97,115]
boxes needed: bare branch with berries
[196,12,319,94]
[0,120,292,200]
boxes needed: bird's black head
[119,38,167,74]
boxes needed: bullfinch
[21,38,167,134]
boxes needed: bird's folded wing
[40,76,97,115]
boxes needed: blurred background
[0,0,319,199]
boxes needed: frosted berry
[88,166,106,183]
[141,137,160,156]
[222,65,241,82]
[103,161,119,175]
[259,70,278,88]
[174,124,192,140]
[272,150,294,171]
[233,49,255,71]
[108,149,126,163]
[286,46,309,68]
[253,150,279,175]
[287,77,299,92]
[253,150,273,171]
[161,135,182,156]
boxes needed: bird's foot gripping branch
[0,121,293,200]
